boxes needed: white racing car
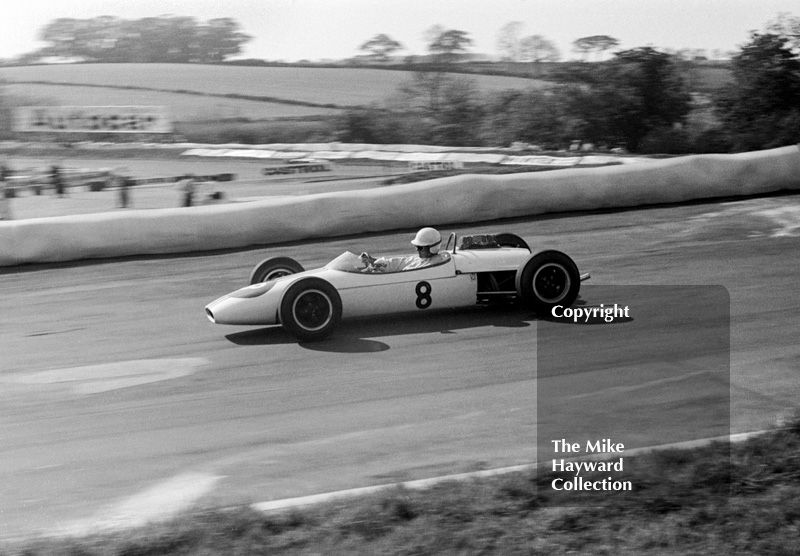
[205,232,590,341]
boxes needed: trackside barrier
[408,161,465,172]
[262,162,331,176]
[181,148,592,166]
[183,148,642,167]
[131,173,236,186]
[1,146,798,266]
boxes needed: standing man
[51,163,65,197]
[117,172,132,209]
[0,167,11,221]
[177,174,197,207]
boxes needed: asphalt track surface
[1,185,799,540]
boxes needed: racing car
[205,232,590,342]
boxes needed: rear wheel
[515,251,580,312]
[249,257,304,285]
[279,278,342,341]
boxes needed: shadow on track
[225,304,536,353]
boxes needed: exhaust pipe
[580,273,591,282]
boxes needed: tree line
[358,23,619,64]
[21,16,251,64]
[345,16,800,154]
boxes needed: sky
[1,0,798,62]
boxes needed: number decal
[415,281,432,309]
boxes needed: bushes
[713,33,800,152]
[174,118,337,144]
[162,37,800,153]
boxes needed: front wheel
[279,278,342,342]
[515,251,580,312]
[249,256,305,285]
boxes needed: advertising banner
[14,106,172,133]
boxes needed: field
[0,63,542,120]
[3,82,343,121]
[0,62,731,146]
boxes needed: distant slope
[0,63,542,109]
[4,82,343,120]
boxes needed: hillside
[0,61,736,147]
[0,63,544,122]
[3,82,342,121]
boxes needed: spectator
[0,176,11,221]
[117,173,132,209]
[51,164,65,197]
[176,174,197,207]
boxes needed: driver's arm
[359,252,388,272]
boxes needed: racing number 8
[415,281,432,309]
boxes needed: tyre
[515,251,580,312]
[279,278,342,341]
[249,257,305,285]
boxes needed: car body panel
[451,248,530,274]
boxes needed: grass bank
[174,116,338,144]
[5,418,799,555]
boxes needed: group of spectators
[0,163,208,221]
[115,171,200,209]
[1,162,81,220]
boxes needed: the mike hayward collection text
[550,439,632,491]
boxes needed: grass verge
[4,417,800,555]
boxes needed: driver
[360,227,446,272]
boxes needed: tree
[38,18,87,59]
[614,47,692,128]
[431,76,484,145]
[399,71,449,114]
[201,18,252,62]
[484,88,571,147]
[572,35,620,61]
[359,34,403,62]
[557,46,691,151]
[715,32,800,149]
[35,16,251,63]
[497,21,524,61]
[520,35,560,75]
[397,71,484,145]
[423,25,445,46]
[428,29,473,63]
[766,12,800,52]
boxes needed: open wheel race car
[205,232,590,342]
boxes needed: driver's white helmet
[411,227,442,254]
